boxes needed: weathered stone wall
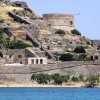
[91,40,100,48]
[0,65,31,83]
[22,25,40,38]
[0,74,31,83]
[0,49,26,64]
[0,62,100,82]
[32,20,48,30]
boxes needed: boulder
[12,1,28,8]
[0,0,10,4]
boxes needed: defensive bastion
[43,13,74,31]
[0,62,100,83]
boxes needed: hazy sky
[12,0,100,39]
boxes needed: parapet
[43,13,74,18]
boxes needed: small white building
[28,57,47,65]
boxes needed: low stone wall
[8,12,31,24]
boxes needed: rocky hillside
[0,0,98,60]
[0,0,83,39]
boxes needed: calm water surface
[0,87,100,100]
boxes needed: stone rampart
[0,62,100,82]
[43,13,74,31]
[43,13,74,18]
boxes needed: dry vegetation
[0,4,24,28]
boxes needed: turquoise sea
[0,87,100,100]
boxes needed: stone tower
[43,13,74,31]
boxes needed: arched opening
[18,55,22,58]
[0,52,3,58]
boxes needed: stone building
[90,53,100,61]
[28,57,47,65]
[91,40,100,49]
[0,48,48,65]
[0,49,26,64]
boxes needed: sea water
[0,87,100,100]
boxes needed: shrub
[60,75,68,82]
[31,74,36,80]
[59,53,74,61]
[10,40,32,49]
[55,29,66,36]
[71,29,81,36]
[71,76,79,82]
[0,30,4,43]
[35,74,50,84]
[74,46,86,53]
[52,73,66,85]
[79,54,87,61]
[73,54,80,61]
[0,19,4,23]
[79,75,84,81]
[85,75,100,87]
[73,54,89,61]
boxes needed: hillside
[0,0,99,63]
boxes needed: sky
[12,0,100,39]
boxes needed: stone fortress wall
[0,61,100,82]
[43,13,74,31]
[9,10,75,35]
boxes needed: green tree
[74,46,86,53]
[52,73,65,85]
[31,74,36,81]
[79,54,89,61]
[11,40,31,49]
[35,73,50,84]
[3,37,11,48]
[0,30,4,43]
[71,29,81,36]
[55,29,66,36]
[85,75,99,87]
[71,76,79,82]
[59,53,73,61]
[0,19,4,23]
[79,75,84,81]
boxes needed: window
[90,56,94,61]
[49,24,51,26]
[9,55,12,58]
[18,55,22,58]
[36,59,38,64]
[20,61,22,64]
[47,46,50,50]
[95,56,98,60]
[70,21,73,25]
[32,59,34,64]
[40,59,43,64]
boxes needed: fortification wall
[0,62,100,82]
[43,13,74,31]
[0,65,31,83]
[0,74,31,83]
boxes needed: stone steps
[22,27,56,60]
